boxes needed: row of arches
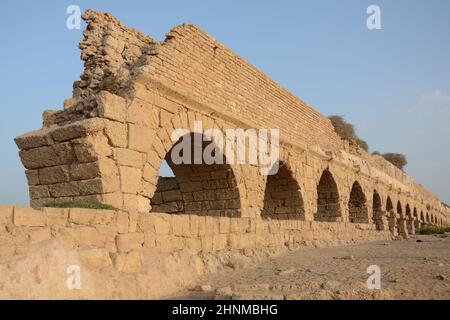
[148,132,447,230]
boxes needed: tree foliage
[380,153,408,170]
[328,115,369,152]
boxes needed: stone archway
[150,132,241,217]
[348,181,369,223]
[372,190,384,230]
[261,161,305,220]
[396,201,407,237]
[405,204,414,235]
[386,196,396,235]
[315,169,341,222]
[413,207,420,232]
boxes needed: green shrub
[419,226,450,235]
[44,200,117,210]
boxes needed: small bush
[328,115,369,152]
[44,200,117,210]
[419,226,450,235]
[381,153,408,170]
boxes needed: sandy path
[172,234,450,300]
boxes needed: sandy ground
[172,234,450,300]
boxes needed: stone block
[19,142,75,169]
[104,120,128,148]
[72,133,112,163]
[78,248,112,269]
[0,205,14,225]
[114,148,144,168]
[113,251,142,273]
[128,124,156,153]
[48,182,80,197]
[51,118,105,142]
[44,207,69,227]
[28,227,52,244]
[119,166,142,194]
[115,232,144,252]
[97,91,127,122]
[38,165,70,184]
[15,127,53,150]
[13,207,46,227]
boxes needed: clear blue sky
[1,0,449,205]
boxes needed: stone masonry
[13,10,449,246]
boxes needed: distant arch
[315,169,341,222]
[372,190,383,230]
[262,161,305,220]
[348,181,369,223]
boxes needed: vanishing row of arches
[149,133,447,233]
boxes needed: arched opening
[348,181,369,223]
[420,211,424,223]
[426,212,430,224]
[372,190,383,230]
[386,196,396,234]
[150,132,241,217]
[413,208,420,232]
[315,169,341,222]
[262,162,305,220]
[405,204,414,234]
[396,201,406,237]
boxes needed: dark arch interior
[150,133,241,217]
[348,181,369,223]
[396,201,406,235]
[315,169,341,222]
[262,162,305,220]
[372,190,383,230]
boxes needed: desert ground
[171,234,450,300]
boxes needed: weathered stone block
[13,207,46,227]
[114,148,144,168]
[78,248,112,269]
[128,124,156,153]
[113,251,142,273]
[14,127,52,150]
[25,170,40,185]
[119,166,142,194]
[104,120,128,148]
[97,91,127,122]
[72,133,112,163]
[28,227,51,244]
[38,165,70,184]
[0,206,13,225]
[44,207,69,227]
[48,182,80,197]
[115,233,144,252]
[51,118,105,142]
[19,142,75,169]
[29,185,50,199]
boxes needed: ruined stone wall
[14,10,450,235]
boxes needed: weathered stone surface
[112,251,142,273]
[115,233,144,252]
[0,205,13,225]
[97,91,127,122]
[13,207,46,227]
[51,118,105,142]
[78,248,112,269]
[19,143,75,169]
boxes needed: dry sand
[172,234,450,300]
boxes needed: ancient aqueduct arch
[14,10,449,239]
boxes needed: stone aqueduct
[14,10,449,241]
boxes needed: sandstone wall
[0,204,393,298]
